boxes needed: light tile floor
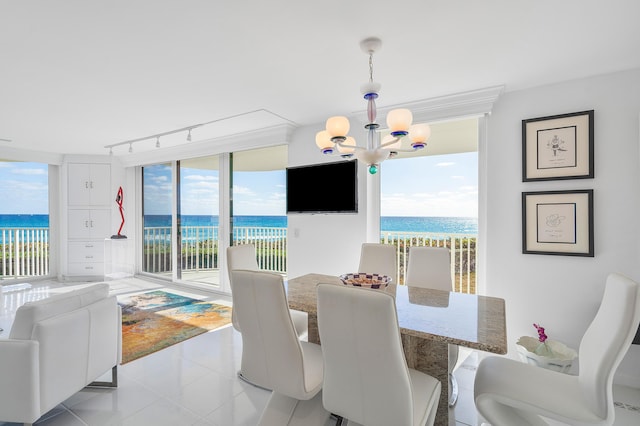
[1,278,639,425]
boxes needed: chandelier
[315,37,431,174]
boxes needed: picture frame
[522,110,594,181]
[522,189,594,257]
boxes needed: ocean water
[0,214,478,235]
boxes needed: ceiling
[1,1,639,158]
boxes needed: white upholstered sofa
[0,283,121,425]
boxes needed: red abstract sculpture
[111,186,127,239]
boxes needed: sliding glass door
[140,145,287,289]
[142,163,173,278]
[178,155,220,285]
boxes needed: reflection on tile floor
[1,278,639,425]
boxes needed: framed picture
[522,110,594,181]
[522,189,594,257]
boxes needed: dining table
[286,273,507,426]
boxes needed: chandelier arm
[378,136,402,149]
[335,141,366,151]
[389,147,422,153]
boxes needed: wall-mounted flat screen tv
[286,160,358,214]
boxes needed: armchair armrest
[0,339,41,424]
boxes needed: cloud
[184,174,218,182]
[13,168,47,175]
[436,162,455,167]
[232,185,255,196]
[381,190,477,217]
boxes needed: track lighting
[103,110,287,154]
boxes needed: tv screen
[286,160,358,213]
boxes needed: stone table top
[286,273,507,354]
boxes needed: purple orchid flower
[533,323,548,343]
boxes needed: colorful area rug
[118,290,232,364]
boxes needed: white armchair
[474,273,640,426]
[231,270,328,425]
[0,283,121,425]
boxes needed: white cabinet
[68,241,105,275]
[68,209,111,240]
[68,163,111,206]
[65,161,112,278]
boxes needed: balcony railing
[381,231,476,294]
[0,225,476,293]
[143,226,477,293]
[0,228,50,279]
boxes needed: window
[380,118,479,292]
[0,161,50,279]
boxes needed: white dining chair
[474,272,640,426]
[405,246,460,406]
[227,244,308,340]
[231,270,329,426]
[358,243,397,282]
[317,283,441,426]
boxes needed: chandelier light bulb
[315,130,335,154]
[409,123,431,148]
[326,116,350,138]
[187,129,192,141]
[387,109,413,135]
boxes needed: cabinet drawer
[69,241,104,263]
[68,262,105,276]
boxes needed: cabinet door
[68,163,92,206]
[89,164,111,205]
[89,209,111,238]
[68,209,111,239]
[68,209,92,239]
[68,163,111,206]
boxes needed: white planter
[516,336,577,373]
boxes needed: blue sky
[0,161,49,214]
[2,152,478,217]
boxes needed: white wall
[485,68,640,385]
[286,125,368,279]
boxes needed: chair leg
[238,371,272,391]
[86,366,118,388]
[449,372,458,406]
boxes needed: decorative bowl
[516,336,577,373]
[339,273,392,289]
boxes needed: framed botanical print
[522,189,594,257]
[522,110,594,181]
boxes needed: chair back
[226,244,259,275]
[578,273,640,421]
[230,270,311,399]
[226,244,259,331]
[405,246,452,290]
[358,243,397,282]
[317,283,413,426]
